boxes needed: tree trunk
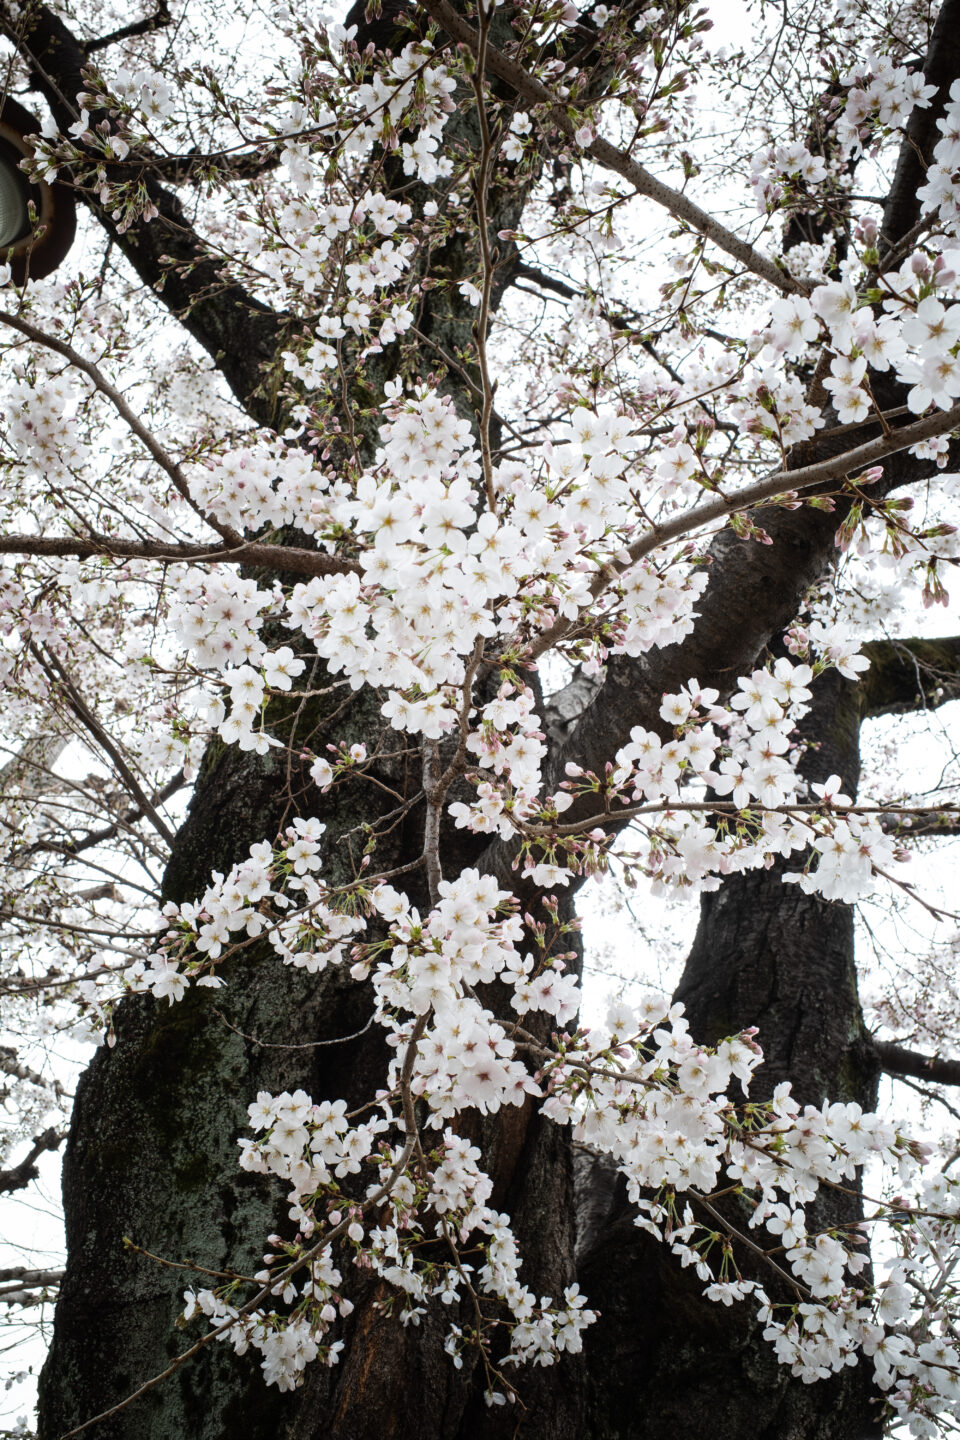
[577,667,883,1440]
[38,644,586,1440]
[36,540,893,1440]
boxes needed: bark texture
[39,694,584,1440]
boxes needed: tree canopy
[2,0,960,1437]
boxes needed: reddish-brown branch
[0,532,359,578]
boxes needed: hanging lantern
[0,98,76,283]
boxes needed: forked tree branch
[422,0,803,294]
[0,308,242,544]
[29,645,176,846]
[860,636,960,718]
[12,768,187,865]
[83,2,171,55]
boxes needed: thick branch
[0,1268,64,1285]
[118,144,285,186]
[0,532,360,579]
[543,669,604,746]
[883,813,960,837]
[0,732,70,796]
[83,3,170,54]
[0,1269,64,1310]
[874,1040,960,1087]
[3,4,284,423]
[860,636,960,718]
[0,1127,63,1195]
[0,1047,48,1087]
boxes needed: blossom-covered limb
[524,399,960,667]
[882,0,960,253]
[57,1011,429,1440]
[0,308,241,543]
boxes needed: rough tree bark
[0,2,954,1438]
[578,663,880,1440]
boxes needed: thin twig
[30,644,175,845]
[213,1009,376,1051]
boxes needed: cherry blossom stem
[690,1191,809,1299]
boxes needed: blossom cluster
[762,250,960,423]
[172,865,593,1393]
[916,77,960,231]
[170,389,714,765]
[174,973,960,1413]
[837,52,937,153]
[476,648,896,906]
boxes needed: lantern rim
[0,97,76,283]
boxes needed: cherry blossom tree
[2,0,960,1436]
